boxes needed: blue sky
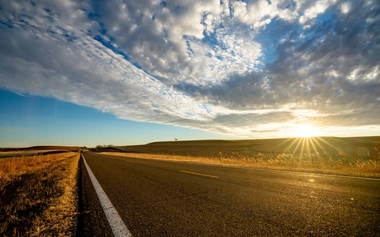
[0,89,235,147]
[0,0,379,147]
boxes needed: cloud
[0,0,211,123]
[175,1,380,121]
[0,0,379,137]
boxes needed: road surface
[78,152,380,236]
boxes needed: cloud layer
[0,0,379,137]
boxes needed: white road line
[180,170,219,179]
[82,154,133,237]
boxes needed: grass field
[115,136,380,157]
[0,146,81,152]
[101,136,380,178]
[0,152,80,236]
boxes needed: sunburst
[292,124,320,138]
[275,136,342,160]
[273,125,341,158]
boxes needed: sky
[0,0,379,147]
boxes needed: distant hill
[111,136,380,158]
[0,146,81,152]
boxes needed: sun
[293,124,319,138]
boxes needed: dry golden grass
[0,152,80,236]
[0,150,53,158]
[102,151,380,178]
[105,137,380,178]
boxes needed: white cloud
[340,2,351,14]
[0,0,379,138]
[0,2,212,124]
[298,0,336,24]
[231,0,299,28]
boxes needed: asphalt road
[79,152,380,236]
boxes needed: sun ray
[282,138,300,153]
[300,138,306,155]
[315,137,342,154]
[312,138,331,156]
[311,138,328,165]
[309,138,319,154]
[272,125,337,166]
[292,138,303,155]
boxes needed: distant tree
[175,138,178,141]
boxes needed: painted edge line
[180,170,219,179]
[82,154,133,237]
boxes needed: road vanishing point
[78,152,380,236]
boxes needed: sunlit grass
[0,152,80,236]
[102,147,380,178]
